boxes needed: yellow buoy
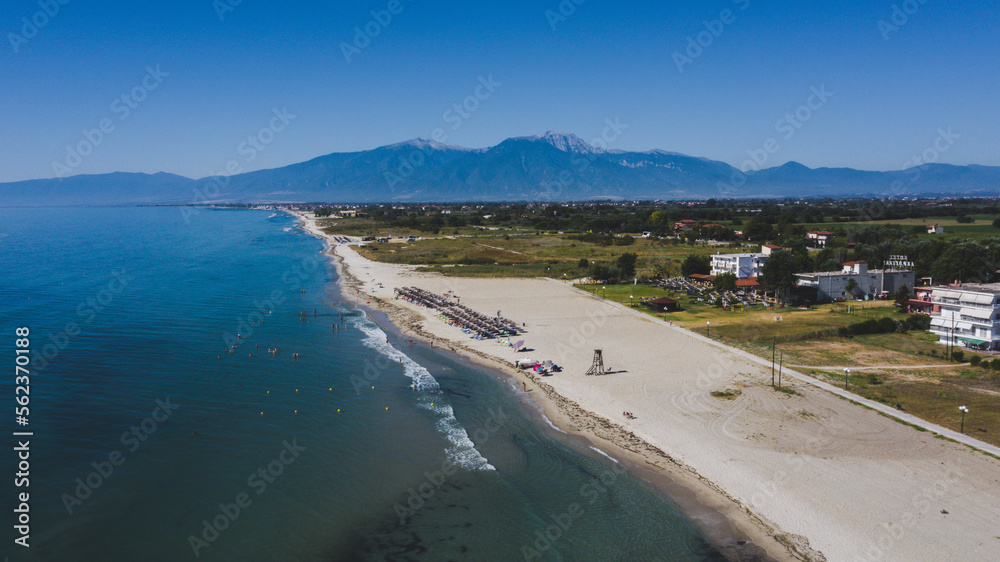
[296,389,299,392]
[337,408,341,412]
[371,386,374,390]
[385,407,389,411]
[295,410,298,414]
[329,388,332,391]
[260,412,264,415]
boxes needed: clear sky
[2,0,997,182]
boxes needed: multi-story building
[806,230,833,247]
[928,284,1000,351]
[794,261,915,303]
[710,245,781,279]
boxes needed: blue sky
[2,0,997,182]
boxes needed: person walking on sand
[522,382,526,392]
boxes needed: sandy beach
[295,212,1000,562]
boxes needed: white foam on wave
[283,226,294,232]
[352,316,495,471]
[589,446,620,464]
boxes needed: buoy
[329,388,332,391]
[266,390,269,394]
[371,386,374,389]
[337,409,340,412]
[295,410,298,414]
[296,389,299,392]
[260,412,263,415]
[385,407,389,411]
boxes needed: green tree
[845,278,859,296]
[760,251,799,297]
[314,207,333,217]
[680,254,711,277]
[993,217,1000,229]
[892,284,911,306]
[617,253,638,278]
[713,272,737,292]
[742,218,775,242]
[578,258,589,269]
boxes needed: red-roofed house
[674,219,698,232]
[806,230,833,247]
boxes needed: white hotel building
[929,284,1000,351]
[711,245,782,279]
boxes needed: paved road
[790,363,969,370]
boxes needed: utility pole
[771,336,776,387]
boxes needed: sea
[0,206,730,561]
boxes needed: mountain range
[3,132,998,205]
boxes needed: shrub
[837,317,898,337]
[992,359,1000,371]
[457,256,494,265]
[969,355,981,367]
[951,349,964,362]
[578,258,589,268]
[903,315,931,331]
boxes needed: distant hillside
[2,132,998,205]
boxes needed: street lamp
[630,295,634,307]
[959,405,969,434]
[844,368,850,390]
[706,321,711,337]
[602,286,606,298]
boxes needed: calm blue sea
[0,207,727,561]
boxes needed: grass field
[808,365,1000,446]
[346,228,737,278]
[800,215,1000,240]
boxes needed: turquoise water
[0,207,726,561]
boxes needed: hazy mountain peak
[518,131,604,154]
[380,138,470,151]
[778,161,810,171]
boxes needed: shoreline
[291,210,1000,562]
[290,211,802,561]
